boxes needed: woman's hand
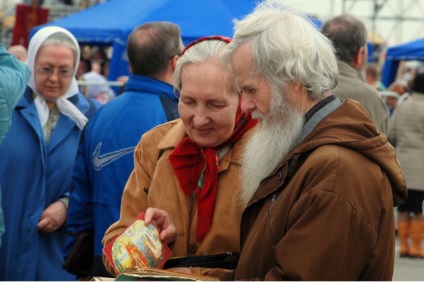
[37,200,68,233]
[144,207,177,245]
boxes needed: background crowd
[0,0,422,280]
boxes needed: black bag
[63,231,94,277]
[163,252,239,270]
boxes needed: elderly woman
[0,26,99,280]
[102,36,257,276]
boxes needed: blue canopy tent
[367,42,374,63]
[31,0,257,81]
[381,38,424,87]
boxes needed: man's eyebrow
[239,83,256,91]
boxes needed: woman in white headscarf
[0,26,100,280]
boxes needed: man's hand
[37,200,68,233]
[144,207,177,244]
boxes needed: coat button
[188,243,198,254]
[277,172,282,179]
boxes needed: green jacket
[0,44,31,245]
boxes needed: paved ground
[393,238,424,281]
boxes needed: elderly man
[222,1,406,280]
[152,0,407,280]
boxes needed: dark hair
[127,22,183,76]
[411,73,424,94]
[366,63,379,80]
[81,58,92,72]
[321,14,367,64]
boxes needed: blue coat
[0,88,99,280]
[64,74,179,276]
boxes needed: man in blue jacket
[0,44,31,246]
[64,22,183,277]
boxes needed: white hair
[174,40,232,94]
[40,32,78,68]
[226,0,338,100]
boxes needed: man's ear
[291,81,303,92]
[170,55,179,71]
[352,46,366,69]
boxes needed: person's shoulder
[397,93,424,111]
[360,81,388,105]
[142,119,181,140]
[82,71,107,82]
[139,119,182,150]
[361,79,381,95]
[300,144,380,192]
[336,75,386,106]
[77,94,102,119]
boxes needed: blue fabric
[30,0,257,81]
[381,38,424,87]
[64,75,179,273]
[0,88,100,281]
[0,44,31,248]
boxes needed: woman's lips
[194,127,213,136]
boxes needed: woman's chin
[41,93,61,101]
[191,138,216,148]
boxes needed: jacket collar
[18,87,86,112]
[17,87,88,151]
[157,119,253,168]
[337,60,365,82]
[125,74,177,102]
[247,97,343,206]
[157,120,186,150]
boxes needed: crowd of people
[0,0,422,280]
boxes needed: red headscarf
[169,100,258,241]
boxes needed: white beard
[239,88,304,207]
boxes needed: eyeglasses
[36,65,74,78]
[181,35,232,56]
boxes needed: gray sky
[281,0,424,47]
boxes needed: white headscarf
[27,26,87,130]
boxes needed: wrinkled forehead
[231,45,258,86]
[180,60,239,98]
[35,44,76,65]
[230,44,254,75]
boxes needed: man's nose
[241,94,256,113]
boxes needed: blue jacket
[64,74,179,276]
[0,88,100,280]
